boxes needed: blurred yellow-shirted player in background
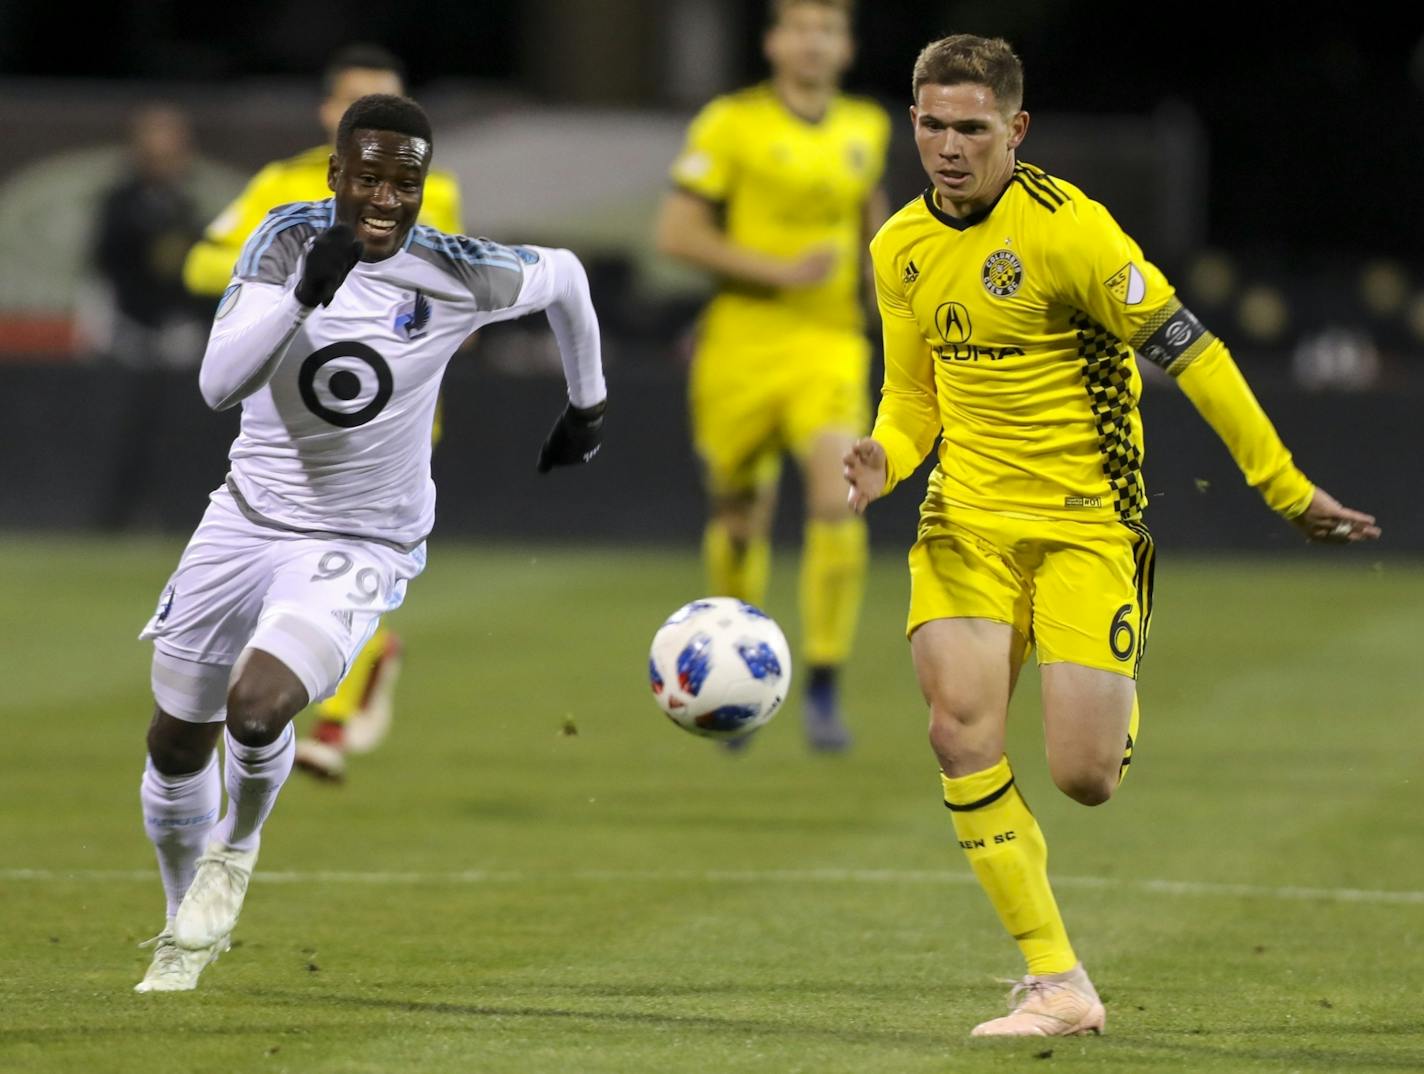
[844,34,1380,1037]
[184,44,465,782]
[656,0,890,751]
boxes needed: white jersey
[198,199,606,551]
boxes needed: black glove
[536,399,606,473]
[295,224,363,308]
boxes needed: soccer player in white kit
[133,94,608,992]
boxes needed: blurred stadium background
[0,0,1420,547]
[2,4,1422,1072]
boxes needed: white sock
[141,754,221,919]
[211,724,295,854]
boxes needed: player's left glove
[536,399,606,473]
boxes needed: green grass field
[2,536,1421,1074]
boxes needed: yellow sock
[799,518,867,667]
[703,522,770,606]
[1119,694,1140,787]
[316,627,391,724]
[942,756,1077,976]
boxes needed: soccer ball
[648,597,793,739]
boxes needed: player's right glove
[536,399,606,473]
[295,224,363,308]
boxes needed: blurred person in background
[134,93,607,992]
[184,43,466,783]
[655,0,890,753]
[92,104,210,370]
[843,33,1380,1038]
[88,103,212,529]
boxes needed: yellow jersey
[184,145,464,296]
[869,162,1314,524]
[670,83,890,339]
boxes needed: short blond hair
[770,0,854,25]
[912,34,1023,112]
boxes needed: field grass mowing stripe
[5,867,1422,905]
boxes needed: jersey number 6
[1109,603,1136,661]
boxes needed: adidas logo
[903,260,919,286]
[330,609,353,633]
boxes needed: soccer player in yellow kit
[184,44,464,782]
[844,35,1381,1036]
[655,0,890,750]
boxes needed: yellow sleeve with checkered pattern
[868,230,938,495]
[1047,196,1314,519]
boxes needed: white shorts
[140,487,425,723]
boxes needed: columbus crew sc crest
[982,249,1024,297]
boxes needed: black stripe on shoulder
[1013,165,1066,206]
[1016,162,1072,202]
[1012,174,1058,214]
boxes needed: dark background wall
[3,357,1416,551]
[3,0,1423,259]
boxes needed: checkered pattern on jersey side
[1072,311,1146,520]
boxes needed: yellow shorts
[690,327,869,496]
[907,502,1155,678]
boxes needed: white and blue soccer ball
[648,597,792,739]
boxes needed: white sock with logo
[211,724,295,853]
[141,754,221,919]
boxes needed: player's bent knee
[927,704,1001,769]
[1051,767,1118,807]
[225,675,306,748]
[146,708,221,776]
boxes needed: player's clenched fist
[536,399,606,473]
[295,223,363,308]
[843,437,887,514]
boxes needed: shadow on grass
[256,988,952,1048]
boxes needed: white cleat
[173,842,258,950]
[293,735,347,782]
[971,963,1106,1037]
[344,634,403,755]
[133,927,230,993]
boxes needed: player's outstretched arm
[1289,487,1381,544]
[1172,346,1381,545]
[475,245,606,473]
[844,438,887,514]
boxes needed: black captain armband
[1131,302,1214,376]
